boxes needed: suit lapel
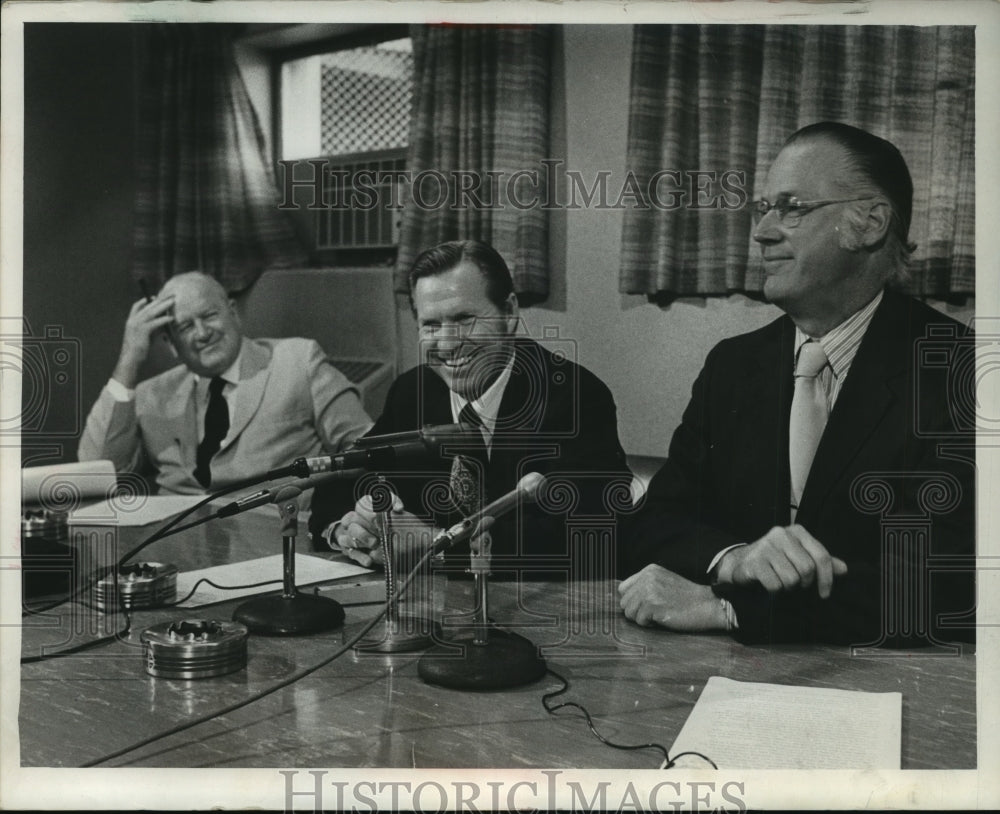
[165,369,199,449]
[420,367,456,427]
[736,319,795,527]
[798,294,905,518]
[489,342,548,498]
[221,339,272,453]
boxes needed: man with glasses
[619,122,975,646]
[79,271,372,494]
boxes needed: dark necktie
[449,403,488,518]
[194,376,229,489]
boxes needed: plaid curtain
[395,25,552,304]
[620,25,975,301]
[132,25,306,295]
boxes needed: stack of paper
[669,676,901,769]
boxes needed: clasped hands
[618,524,848,632]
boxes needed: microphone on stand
[273,423,469,479]
[431,472,547,554]
[231,482,347,636]
[216,469,365,518]
[353,480,438,654]
[418,473,550,691]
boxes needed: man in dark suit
[619,122,975,646]
[310,240,630,576]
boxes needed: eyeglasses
[751,195,878,228]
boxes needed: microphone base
[417,628,546,690]
[354,614,440,653]
[232,591,344,636]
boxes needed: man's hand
[333,493,437,568]
[618,564,728,632]
[111,296,176,388]
[714,525,848,598]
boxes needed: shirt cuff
[719,598,739,631]
[106,378,135,403]
[707,543,748,578]
[321,521,343,552]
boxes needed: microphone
[272,423,475,479]
[216,469,364,518]
[352,422,469,449]
[297,440,432,477]
[431,472,546,554]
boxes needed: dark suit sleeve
[534,370,631,561]
[485,364,632,574]
[307,375,408,545]
[719,334,976,647]
[620,346,745,581]
[720,449,975,646]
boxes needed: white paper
[67,494,207,526]
[22,459,117,506]
[669,676,902,770]
[174,553,372,607]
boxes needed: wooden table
[18,508,976,770]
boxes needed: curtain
[620,25,975,301]
[395,25,552,304]
[132,25,306,295]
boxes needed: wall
[20,24,976,466]
[395,25,783,456]
[403,25,975,458]
[21,24,139,466]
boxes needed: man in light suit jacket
[309,240,630,576]
[619,123,975,646]
[78,271,372,494]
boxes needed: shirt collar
[449,348,516,436]
[794,290,883,379]
[194,341,244,390]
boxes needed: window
[277,29,413,264]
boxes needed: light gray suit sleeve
[302,340,373,453]
[77,384,148,474]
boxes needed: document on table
[669,676,901,770]
[175,554,373,607]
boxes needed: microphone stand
[355,479,435,653]
[232,486,345,635]
[417,526,546,691]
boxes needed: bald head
[160,272,244,377]
[159,271,229,302]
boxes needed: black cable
[21,477,264,621]
[20,603,132,665]
[115,476,265,568]
[80,546,437,768]
[21,577,282,664]
[541,666,718,770]
[161,577,283,607]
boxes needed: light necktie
[789,341,829,520]
[194,376,229,488]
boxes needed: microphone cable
[540,666,717,770]
[80,545,438,768]
[19,477,279,664]
[21,475,265,622]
